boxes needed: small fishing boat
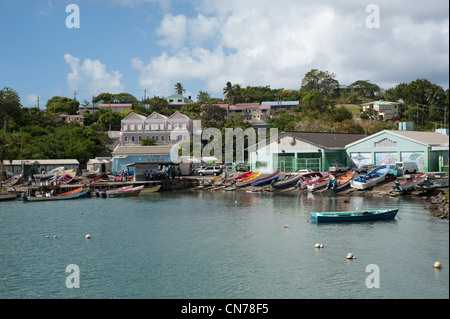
[415,178,449,192]
[140,185,161,194]
[106,185,134,195]
[350,165,389,190]
[327,170,356,192]
[2,174,21,187]
[55,171,76,186]
[310,208,399,223]
[251,170,280,186]
[22,187,85,202]
[34,166,65,180]
[107,185,144,198]
[306,176,330,191]
[82,167,100,177]
[272,173,303,188]
[236,172,261,187]
[393,172,427,193]
[0,190,17,201]
[57,187,90,198]
[297,172,330,190]
[223,171,253,184]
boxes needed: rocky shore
[428,192,449,220]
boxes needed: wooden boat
[140,185,161,194]
[272,173,303,188]
[306,176,330,191]
[0,191,17,201]
[82,167,100,177]
[57,187,90,198]
[22,187,85,202]
[56,169,75,177]
[415,178,449,192]
[350,165,389,190]
[310,208,399,223]
[107,185,144,198]
[34,166,65,181]
[393,172,427,193]
[106,185,134,195]
[55,171,76,186]
[2,174,20,187]
[251,170,280,186]
[223,171,253,184]
[327,170,356,192]
[236,172,261,187]
[298,172,330,190]
[201,172,227,186]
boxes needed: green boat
[310,208,399,223]
[107,185,144,198]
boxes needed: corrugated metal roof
[113,145,173,155]
[2,159,80,165]
[346,130,449,148]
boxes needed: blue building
[111,145,175,174]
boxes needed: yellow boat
[236,172,261,187]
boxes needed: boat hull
[310,209,399,223]
[140,185,161,194]
[107,186,144,198]
[272,174,303,188]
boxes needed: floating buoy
[434,262,442,269]
[80,212,83,214]
[86,234,91,239]
[284,224,289,228]
[277,212,280,215]
[53,235,57,239]
[315,243,320,248]
[320,244,324,248]
[347,253,356,259]
[45,235,49,239]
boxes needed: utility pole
[73,91,77,115]
[36,96,40,109]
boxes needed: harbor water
[0,191,448,299]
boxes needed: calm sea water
[0,190,448,299]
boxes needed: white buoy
[53,235,57,239]
[86,234,91,239]
[45,235,49,239]
[277,212,280,215]
[319,244,324,248]
[347,253,355,259]
[434,262,442,269]
[315,243,320,248]
[284,224,289,228]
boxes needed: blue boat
[250,170,280,186]
[350,165,389,190]
[310,208,399,223]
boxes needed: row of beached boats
[199,164,448,194]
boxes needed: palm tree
[174,83,186,96]
[223,82,233,100]
[0,132,13,181]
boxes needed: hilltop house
[120,111,193,146]
[361,100,400,121]
[166,94,192,108]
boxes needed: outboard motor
[21,193,28,201]
[100,190,107,198]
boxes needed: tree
[46,96,80,115]
[349,80,380,98]
[141,138,157,146]
[300,69,339,97]
[148,96,169,113]
[0,132,13,181]
[200,105,228,129]
[0,87,22,131]
[174,83,186,95]
[197,91,211,103]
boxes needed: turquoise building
[345,130,449,172]
[111,145,175,174]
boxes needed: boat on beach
[310,208,399,223]
[272,173,303,188]
[297,172,330,190]
[2,174,21,187]
[393,172,427,193]
[306,175,330,191]
[55,171,76,186]
[34,166,65,180]
[235,172,261,187]
[350,165,389,190]
[107,185,144,198]
[327,170,356,192]
[223,171,253,184]
[250,170,280,187]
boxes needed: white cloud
[132,0,449,98]
[64,54,125,94]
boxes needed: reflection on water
[0,190,448,299]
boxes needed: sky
[0,0,448,108]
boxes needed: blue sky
[0,0,448,108]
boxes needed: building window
[160,124,164,130]
[161,135,165,142]
[123,125,128,131]
[138,136,142,142]
[178,99,182,102]
[169,99,173,102]
[124,136,128,142]
[131,136,135,142]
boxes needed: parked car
[235,163,247,172]
[197,166,222,176]
[329,163,349,173]
[221,163,233,170]
[356,164,372,174]
[396,162,418,174]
